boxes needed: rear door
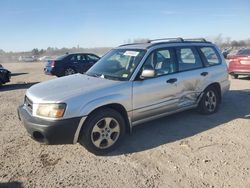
[69,54,88,73]
[174,46,207,107]
[198,46,227,89]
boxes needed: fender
[78,93,132,116]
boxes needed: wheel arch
[88,103,131,133]
[205,82,222,103]
[75,103,131,143]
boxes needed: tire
[198,86,219,115]
[64,68,76,76]
[231,74,238,79]
[79,108,126,155]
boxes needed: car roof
[116,38,213,50]
[66,53,95,55]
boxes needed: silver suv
[18,38,230,155]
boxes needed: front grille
[24,96,33,114]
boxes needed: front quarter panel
[63,81,133,118]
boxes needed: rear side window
[176,47,203,71]
[87,54,99,61]
[200,47,221,65]
[70,54,86,61]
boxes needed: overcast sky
[0,0,250,51]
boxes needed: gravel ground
[0,62,250,188]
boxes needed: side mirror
[140,69,155,79]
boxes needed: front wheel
[198,87,219,115]
[79,108,126,155]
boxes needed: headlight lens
[35,103,66,118]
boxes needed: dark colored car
[228,48,250,79]
[44,53,100,77]
[0,65,11,86]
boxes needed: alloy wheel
[65,68,75,75]
[91,117,120,149]
[204,90,217,112]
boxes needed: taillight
[240,59,250,65]
[51,61,55,67]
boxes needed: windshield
[86,49,146,81]
[56,54,68,60]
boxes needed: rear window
[237,49,250,55]
[200,47,221,65]
[56,54,68,60]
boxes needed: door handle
[200,72,208,76]
[166,78,177,84]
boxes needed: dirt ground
[0,62,250,188]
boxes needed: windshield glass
[56,54,68,60]
[86,49,146,81]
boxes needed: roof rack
[119,42,148,47]
[148,38,184,43]
[118,38,210,48]
[184,38,207,42]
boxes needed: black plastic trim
[18,105,81,144]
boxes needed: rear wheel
[198,86,219,114]
[231,74,238,79]
[64,68,76,76]
[79,108,126,155]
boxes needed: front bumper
[18,105,81,144]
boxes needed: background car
[0,65,11,86]
[18,56,37,62]
[228,48,250,78]
[222,47,232,59]
[44,53,100,77]
[38,56,54,62]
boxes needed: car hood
[27,74,121,103]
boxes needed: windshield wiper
[103,74,126,81]
[86,73,102,78]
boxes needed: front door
[132,48,181,122]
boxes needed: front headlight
[34,103,66,118]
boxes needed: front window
[142,48,177,77]
[86,49,146,81]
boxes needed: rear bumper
[18,105,81,144]
[44,66,54,75]
[44,67,64,77]
[228,63,250,75]
[229,70,250,75]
